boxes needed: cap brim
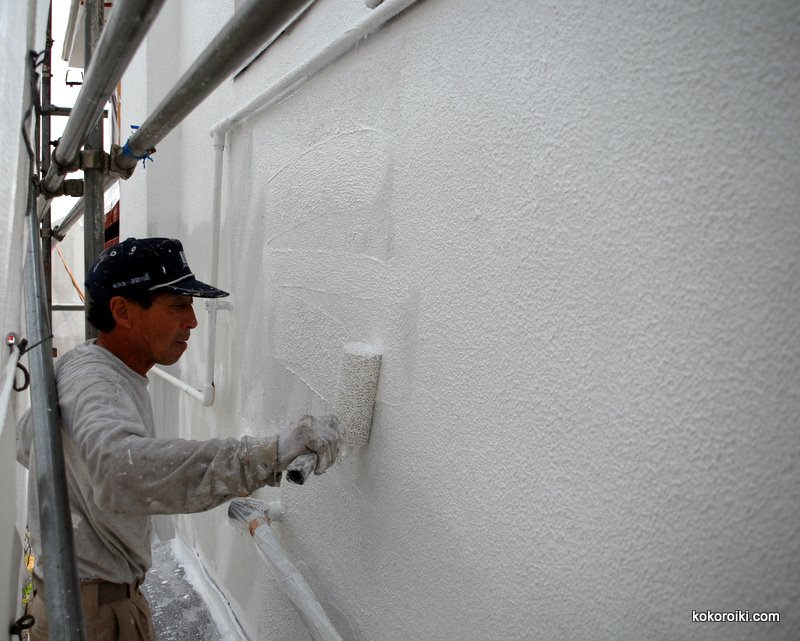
[157,278,229,298]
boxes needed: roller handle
[286,453,318,485]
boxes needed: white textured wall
[126,0,800,639]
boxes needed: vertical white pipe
[150,133,226,406]
[201,132,226,405]
[210,133,225,291]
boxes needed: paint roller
[286,342,381,484]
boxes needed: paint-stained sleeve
[65,380,281,516]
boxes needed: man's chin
[159,344,188,366]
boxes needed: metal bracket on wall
[205,299,234,312]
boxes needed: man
[17,237,341,640]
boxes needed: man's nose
[185,306,198,329]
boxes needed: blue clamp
[121,125,154,168]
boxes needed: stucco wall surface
[124,0,800,639]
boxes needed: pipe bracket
[40,178,84,199]
[80,149,108,171]
[40,150,80,197]
[62,180,85,198]
[50,142,81,174]
[108,143,137,180]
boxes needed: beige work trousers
[28,578,156,641]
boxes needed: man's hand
[277,415,342,474]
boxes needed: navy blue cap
[86,238,229,300]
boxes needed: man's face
[128,293,198,368]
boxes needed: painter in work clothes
[17,237,342,641]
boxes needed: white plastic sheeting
[0,350,23,440]
[1,0,51,629]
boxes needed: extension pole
[113,0,315,171]
[24,176,87,640]
[40,0,167,196]
[228,499,344,641]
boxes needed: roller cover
[335,343,381,447]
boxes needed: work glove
[277,415,342,475]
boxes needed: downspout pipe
[149,132,227,406]
[41,0,167,196]
[113,0,316,173]
[201,132,227,402]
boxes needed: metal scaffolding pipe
[24,178,87,640]
[52,176,117,243]
[52,304,86,312]
[42,7,54,324]
[83,0,106,340]
[41,0,167,195]
[114,0,315,171]
[212,0,421,136]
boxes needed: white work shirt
[18,340,279,583]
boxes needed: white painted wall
[122,0,800,639]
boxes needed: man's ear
[108,296,134,328]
